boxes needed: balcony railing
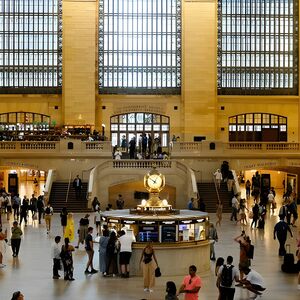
[1,140,300,158]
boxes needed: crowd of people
[1,176,300,299]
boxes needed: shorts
[119,252,132,265]
[95,221,100,226]
[251,284,266,292]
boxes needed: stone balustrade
[1,140,300,158]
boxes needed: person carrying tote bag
[140,242,159,293]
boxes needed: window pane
[0,0,62,93]
[218,0,298,95]
[99,0,181,95]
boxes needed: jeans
[11,238,21,256]
[219,287,235,300]
[53,258,61,277]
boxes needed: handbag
[248,211,253,219]
[155,266,161,277]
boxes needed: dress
[61,244,75,280]
[64,218,75,242]
[99,236,109,273]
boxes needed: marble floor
[0,201,299,300]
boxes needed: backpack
[106,240,116,255]
[45,207,51,214]
[247,244,254,259]
[221,265,233,287]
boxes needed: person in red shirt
[178,265,202,300]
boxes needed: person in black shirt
[84,227,98,274]
[274,216,293,256]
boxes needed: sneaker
[68,278,75,281]
[84,269,91,274]
[144,288,149,292]
[52,276,59,279]
[90,269,98,274]
[149,289,153,293]
[112,274,116,277]
[75,246,79,249]
[0,264,6,268]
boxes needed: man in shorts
[239,267,266,299]
[119,229,136,278]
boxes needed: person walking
[64,213,75,242]
[217,255,239,300]
[60,237,75,281]
[11,221,23,257]
[214,169,222,189]
[230,195,239,222]
[84,226,98,274]
[245,180,251,200]
[19,201,29,226]
[36,195,44,224]
[140,242,158,292]
[274,215,293,256]
[44,203,53,234]
[178,265,202,300]
[251,203,259,229]
[51,236,61,279]
[208,223,218,261]
[12,194,21,220]
[60,207,68,236]
[76,214,89,248]
[72,175,82,199]
[29,194,37,219]
[99,228,110,276]
[216,202,223,227]
[0,228,8,268]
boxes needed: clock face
[147,174,163,190]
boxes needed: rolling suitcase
[281,244,297,273]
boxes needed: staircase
[49,182,90,212]
[197,182,232,213]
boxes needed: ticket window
[195,222,206,241]
[138,225,159,242]
[178,223,195,242]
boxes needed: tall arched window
[110,112,170,149]
[0,0,62,94]
[229,113,287,141]
[217,0,299,95]
[99,0,181,95]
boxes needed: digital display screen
[161,225,176,242]
[138,225,159,242]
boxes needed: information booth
[101,209,210,276]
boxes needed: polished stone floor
[0,201,299,300]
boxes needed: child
[165,281,178,300]
[52,236,61,279]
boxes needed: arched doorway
[110,112,170,150]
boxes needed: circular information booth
[101,209,210,276]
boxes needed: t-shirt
[246,269,265,288]
[119,232,136,252]
[217,265,239,288]
[182,275,202,300]
[85,233,93,251]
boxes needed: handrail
[212,174,221,205]
[65,171,72,203]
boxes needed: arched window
[0,112,50,132]
[229,113,287,142]
[110,112,170,149]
